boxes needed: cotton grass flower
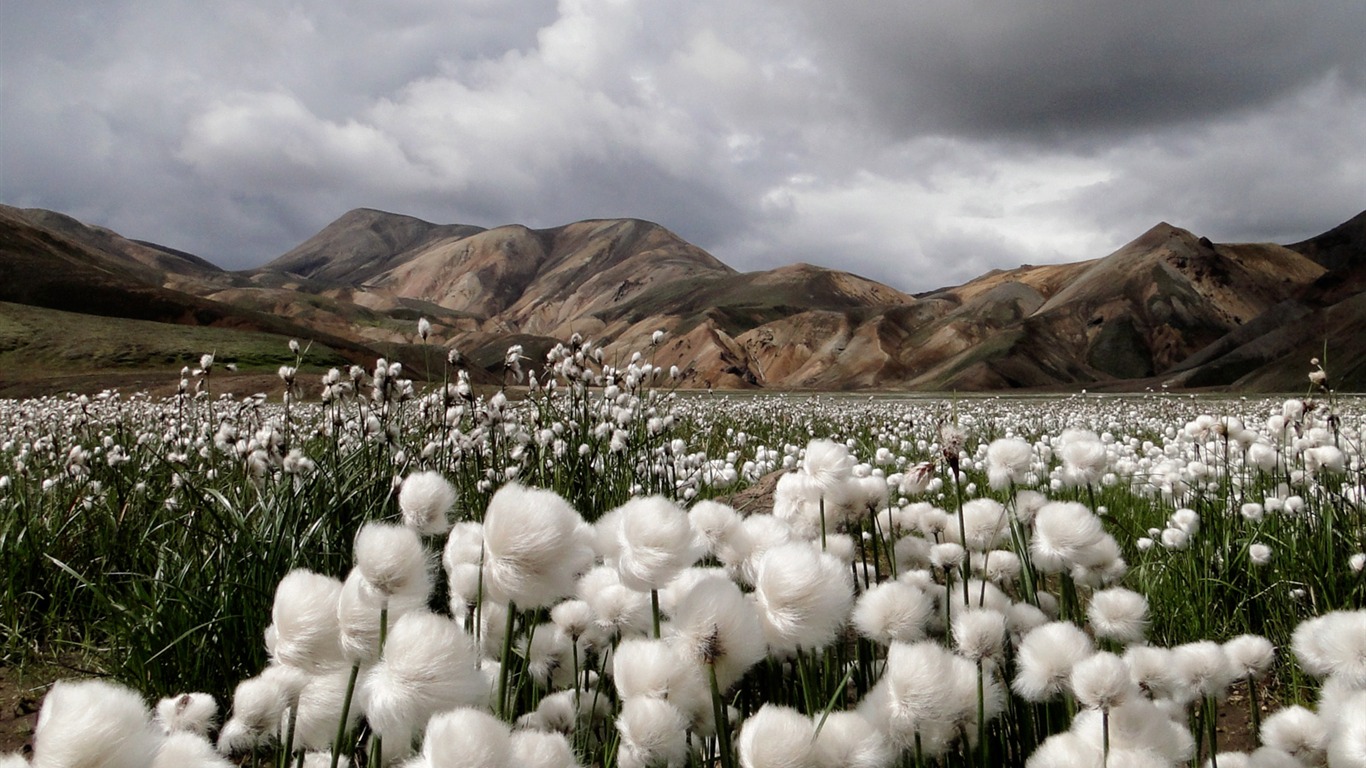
[218,664,308,754]
[1087,587,1149,646]
[482,483,591,608]
[958,498,1008,551]
[1291,610,1366,685]
[930,542,966,571]
[1069,697,1194,765]
[852,580,933,645]
[1325,688,1366,768]
[612,638,713,732]
[668,576,768,691]
[336,567,429,664]
[616,697,690,768]
[1122,645,1182,701]
[952,608,1007,663]
[1026,731,1100,767]
[1223,634,1275,681]
[877,641,955,747]
[398,470,456,535]
[151,732,233,768]
[550,599,594,645]
[420,707,511,768]
[773,471,827,542]
[358,611,486,745]
[523,621,575,688]
[737,704,817,768]
[1030,502,1105,574]
[725,513,794,585]
[752,541,854,656]
[268,569,346,673]
[1014,489,1047,526]
[154,692,218,736]
[1248,542,1273,566]
[986,437,1033,490]
[444,522,485,611]
[32,679,163,768]
[510,729,582,768]
[1013,622,1095,702]
[615,495,699,592]
[801,438,856,496]
[899,461,936,496]
[893,533,932,571]
[577,566,652,640]
[973,549,1021,585]
[1007,602,1050,639]
[1259,705,1327,764]
[1071,652,1139,711]
[1172,640,1236,703]
[352,522,431,600]
[290,669,360,752]
[929,651,1005,754]
[688,499,744,559]
[1059,429,1107,487]
[812,710,893,768]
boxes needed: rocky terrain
[1,202,1362,392]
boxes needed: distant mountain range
[2,203,1363,392]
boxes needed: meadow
[1,336,1363,768]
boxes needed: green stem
[329,665,360,766]
[280,704,298,768]
[498,601,518,719]
[976,659,986,768]
[651,588,661,639]
[955,475,970,604]
[1102,706,1110,767]
[1247,675,1261,739]
[812,663,857,739]
[819,496,828,551]
[708,661,734,768]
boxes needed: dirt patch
[0,665,50,756]
[716,468,783,515]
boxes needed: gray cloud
[2,1,1364,291]
[787,1,1366,141]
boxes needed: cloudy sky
[3,1,1364,292]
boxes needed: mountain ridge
[2,204,1363,392]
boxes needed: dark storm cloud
[2,1,1364,289]
[787,1,1366,140]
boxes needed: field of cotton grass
[1,334,1364,768]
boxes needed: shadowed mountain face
[2,203,1363,391]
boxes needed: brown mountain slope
[263,207,487,284]
[364,218,738,338]
[0,207,385,371]
[1289,209,1366,271]
[4,204,1364,392]
[0,205,226,289]
[1160,210,1366,390]
[966,224,1324,383]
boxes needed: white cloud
[178,92,425,193]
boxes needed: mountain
[1159,210,1366,389]
[0,204,392,378]
[1,203,1363,393]
[264,207,487,284]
